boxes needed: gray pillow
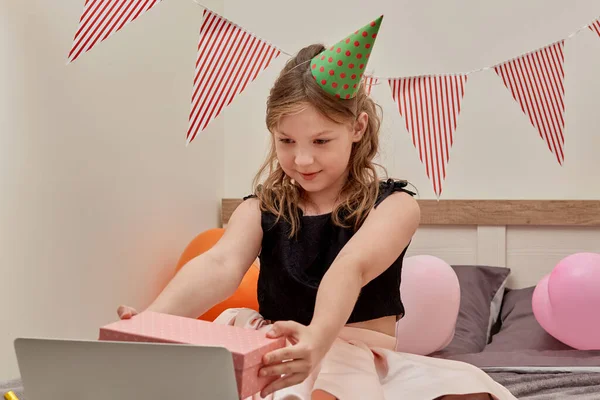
[433,265,511,355]
[485,286,572,352]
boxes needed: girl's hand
[258,321,333,397]
[116,305,138,319]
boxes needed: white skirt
[214,308,517,400]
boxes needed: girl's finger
[266,320,303,339]
[260,359,310,377]
[263,344,306,365]
[117,306,136,319]
[260,372,306,397]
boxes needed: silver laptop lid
[14,337,240,400]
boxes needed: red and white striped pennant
[363,76,379,96]
[67,0,163,64]
[186,9,281,144]
[388,75,468,197]
[494,42,565,165]
[590,19,600,38]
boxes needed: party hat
[311,15,383,99]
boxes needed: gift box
[99,311,285,399]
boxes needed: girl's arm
[118,198,263,319]
[309,191,420,342]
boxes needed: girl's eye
[279,138,293,144]
[314,139,330,145]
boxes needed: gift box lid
[99,311,284,370]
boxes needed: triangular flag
[494,42,565,165]
[388,75,468,197]
[187,9,281,144]
[364,76,379,96]
[311,16,383,99]
[67,0,163,64]
[590,19,600,38]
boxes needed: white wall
[0,0,225,379]
[223,0,600,200]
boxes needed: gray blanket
[488,371,600,400]
[4,372,600,399]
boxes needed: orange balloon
[174,228,259,321]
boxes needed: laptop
[13,337,240,400]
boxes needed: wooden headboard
[221,199,600,289]
[222,199,600,226]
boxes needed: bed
[3,199,600,399]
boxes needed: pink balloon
[395,255,460,355]
[531,274,556,334]
[532,252,600,350]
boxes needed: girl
[118,16,516,400]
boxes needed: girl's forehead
[278,105,343,132]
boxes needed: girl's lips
[300,171,320,180]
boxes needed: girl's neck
[301,194,335,216]
[301,172,348,215]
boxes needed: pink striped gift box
[99,311,285,399]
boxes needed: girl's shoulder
[375,178,416,208]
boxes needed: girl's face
[274,103,367,199]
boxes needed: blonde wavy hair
[252,43,386,237]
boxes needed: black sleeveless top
[244,179,416,326]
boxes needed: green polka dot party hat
[311,15,383,99]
